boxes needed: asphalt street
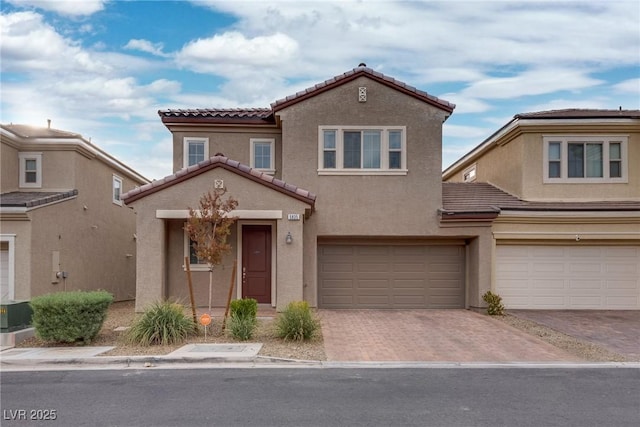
[1,367,639,426]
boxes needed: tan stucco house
[443,110,640,309]
[1,123,149,302]
[124,65,497,312]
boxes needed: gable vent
[358,87,367,102]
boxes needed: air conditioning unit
[0,301,33,332]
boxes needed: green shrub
[482,290,505,316]
[275,301,319,341]
[228,298,258,340]
[126,300,196,346]
[30,290,113,344]
[230,298,258,321]
[226,313,256,341]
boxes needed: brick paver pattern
[320,310,580,362]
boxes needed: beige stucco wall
[1,220,32,300]
[170,128,282,179]
[1,146,143,302]
[166,220,238,307]
[521,130,640,200]
[492,214,640,241]
[128,167,310,311]
[447,135,524,196]
[1,142,19,192]
[276,77,449,236]
[446,126,640,201]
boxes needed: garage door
[318,244,465,309]
[496,245,640,309]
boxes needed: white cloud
[524,98,615,113]
[124,39,169,57]
[613,78,640,95]
[6,0,106,17]
[440,95,492,114]
[175,31,299,75]
[459,69,604,100]
[443,124,493,139]
[0,11,111,74]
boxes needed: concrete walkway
[319,310,580,362]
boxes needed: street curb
[0,354,322,369]
[2,355,639,370]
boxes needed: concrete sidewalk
[2,344,638,371]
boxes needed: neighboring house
[443,110,640,309]
[124,65,498,312]
[0,123,149,302]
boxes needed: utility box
[0,301,33,332]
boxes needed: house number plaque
[287,214,300,221]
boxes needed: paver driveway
[319,310,579,362]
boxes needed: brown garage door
[318,244,465,309]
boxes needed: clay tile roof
[158,108,275,125]
[1,124,80,139]
[0,190,78,208]
[515,109,640,120]
[442,183,521,213]
[442,182,640,215]
[271,66,455,114]
[122,156,316,207]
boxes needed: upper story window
[463,164,477,182]
[183,137,209,168]
[543,136,628,183]
[250,138,275,174]
[318,126,407,175]
[18,152,42,188]
[112,175,123,206]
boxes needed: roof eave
[271,69,455,115]
[123,159,316,208]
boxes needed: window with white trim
[19,152,42,188]
[250,138,275,174]
[463,164,477,182]
[318,126,407,174]
[112,175,123,206]
[543,136,628,183]
[183,137,209,168]
[184,228,208,271]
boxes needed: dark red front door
[242,225,272,303]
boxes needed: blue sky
[1,0,639,180]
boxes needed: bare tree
[185,187,238,312]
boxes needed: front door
[242,225,272,304]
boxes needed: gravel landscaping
[497,313,635,362]
[16,301,327,361]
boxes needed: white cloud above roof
[1,0,638,180]
[6,0,106,16]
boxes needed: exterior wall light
[285,231,293,244]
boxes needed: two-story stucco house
[1,123,149,302]
[124,65,497,312]
[443,110,640,309]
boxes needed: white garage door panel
[496,245,640,309]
